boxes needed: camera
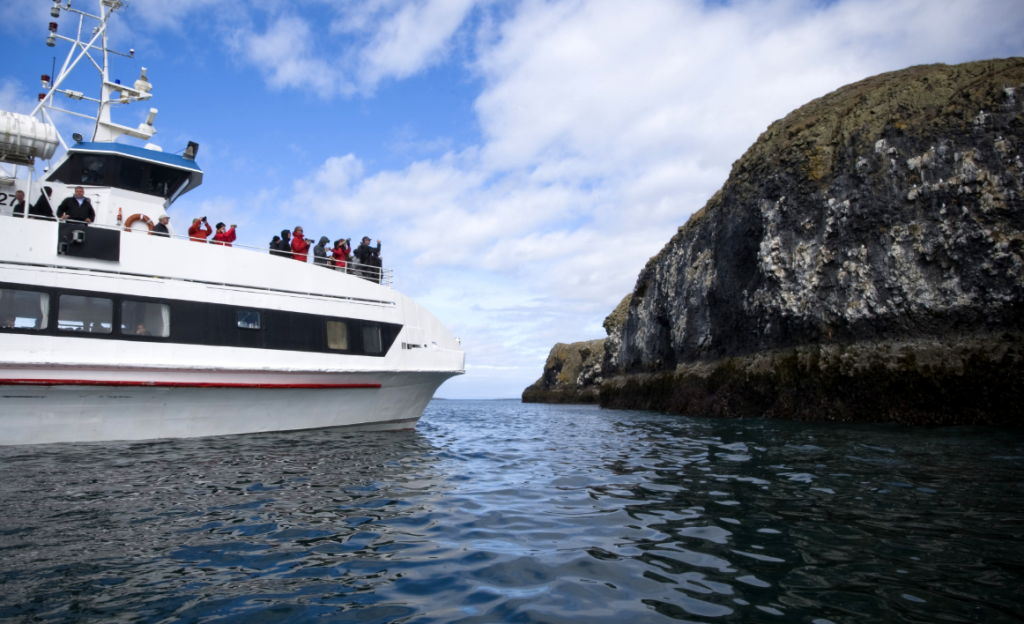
[201,216,207,221]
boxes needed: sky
[2,0,1022,399]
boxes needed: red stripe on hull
[0,379,381,389]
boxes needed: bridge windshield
[49,153,191,199]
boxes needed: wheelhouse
[45,142,203,207]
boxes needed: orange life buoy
[124,213,155,232]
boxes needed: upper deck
[0,212,395,307]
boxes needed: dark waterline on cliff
[1,401,1022,623]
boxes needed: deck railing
[0,212,394,287]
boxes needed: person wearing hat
[212,222,237,246]
[188,216,212,242]
[272,229,292,257]
[152,214,171,237]
[354,236,382,282]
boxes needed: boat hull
[0,370,455,445]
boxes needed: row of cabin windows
[49,153,191,200]
[0,288,379,353]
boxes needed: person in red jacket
[212,222,237,246]
[188,217,213,242]
[290,226,310,262]
[331,238,351,271]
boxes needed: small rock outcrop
[522,339,606,403]
[528,58,1024,424]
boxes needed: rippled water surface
[1,401,1023,623]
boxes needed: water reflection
[0,401,1022,623]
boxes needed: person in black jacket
[11,190,26,216]
[272,229,292,258]
[29,187,55,219]
[56,187,95,223]
[312,236,331,267]
[152,215,171,237]
[354,237,382,282]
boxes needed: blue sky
[3,0,1022,399]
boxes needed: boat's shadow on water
[1,401,1023,623]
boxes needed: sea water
[1,400,1022,623]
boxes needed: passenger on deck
[11,191,25,216]
[290,226,311,262]
[273,229,292,258]
[29,187,54,219]
[152,215,171,237]
[212,222,237,246]
[269,235,282,253]
[56,187,95,223]
[188,217,213,242]
[313,236,331,267]
[354,237,382,282]
[332,238,351,271]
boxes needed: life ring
[124,213,154,232]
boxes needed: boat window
[81,155,107,185]
[117,157,147,193]
[58,295,112,334]
[120,301,170,337]
[237,310,261,330]
[148,165,189,198]
[326,320,348,350]
[362,324,382,354]
[0,289,49,330]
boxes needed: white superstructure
[0,1,465,445]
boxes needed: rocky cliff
[521,339,606,403]
[532,58,1024,424]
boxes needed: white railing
[1,212,394,287]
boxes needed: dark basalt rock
[528,58,1024,423]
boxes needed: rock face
[601,58,1024,425]
[527,58,1024,424]
[522,339,606,403]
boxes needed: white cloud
[222,0,482,97]
[358,0,480,85]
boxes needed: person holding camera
[312,236,333,267]
[188,216,212,242]
[354,236,382,282]
[290,226,311,262]
[331,238,352,271]
[212,222,237,247]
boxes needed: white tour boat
[0,0,465,445]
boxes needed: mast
[31,0,157,145]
